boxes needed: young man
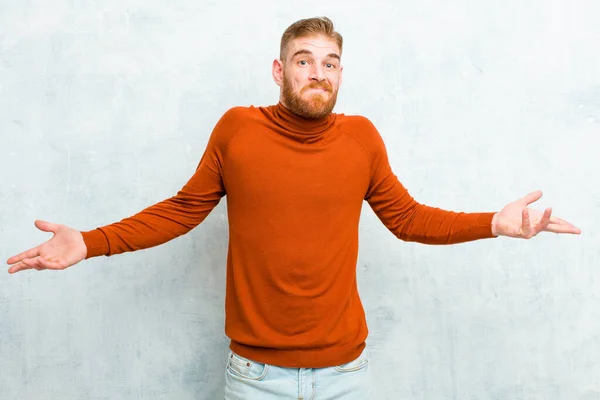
[7,17,580,399]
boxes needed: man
[7,16,580,399]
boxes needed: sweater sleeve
[80,109,237,258]
[363,120,496,244]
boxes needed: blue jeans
[224,348,372,399]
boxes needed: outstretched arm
[366,172,497,244]
[363,121,579,243]
[6,109,241,274]
[7,154,225,274]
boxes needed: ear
[339,64,343,86]
[272,58,284,87]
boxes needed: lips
[303,85,331,93]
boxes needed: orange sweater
[81,103,496,368]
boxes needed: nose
[309,64,326,82]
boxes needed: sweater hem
[229,340,366,369]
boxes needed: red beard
[282,77,338,120]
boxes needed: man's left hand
[491,190,581,238]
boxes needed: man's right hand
[7,220,87,274]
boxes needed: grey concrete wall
[1,0,598,399]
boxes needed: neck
[257,102,337,143]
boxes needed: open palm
[491,191,581,238]
[7,220,87,274]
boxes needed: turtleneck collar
[260,102,338,144]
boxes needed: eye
[326,63,335,69]
[298,60,309,66]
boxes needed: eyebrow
[291,49,341,61]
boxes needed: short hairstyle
[279,17,343,62]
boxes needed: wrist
[491,213,499,237]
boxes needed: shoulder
[210,105,263,142]
[336,113,376,130]
[335,113,385,152]
[216,106,259,127]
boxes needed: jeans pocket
[226,351,269,381]
[333,349,369,372]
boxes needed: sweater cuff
[476,212,497,238]
[81,229,110,258]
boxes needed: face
[273,35,343,119]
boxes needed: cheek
[325,72,340,87]
[296,79,311,93]
[291,72,310,88]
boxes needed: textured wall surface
[1,1,598,399]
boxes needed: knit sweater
[81,102,496,368]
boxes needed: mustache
[303,82,332,92]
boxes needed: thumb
[523,190,543,205]
[34,220,59,234]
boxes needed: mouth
[305,87,330,93]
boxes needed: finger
[529,207,552,237]
[7,247,41,265]
[539,207,552,229]
[549,216,567,225]
[37,256,66,270]
[545,223,582,234]
[23,256,66,270]
[521,208,532,237]
[8,261,36,274]
[8,256,50,273]
[7,220,58,265]
[523,190,543,205]
[34,220,59,234]
[549,215,578,227]
[21,258,45,269]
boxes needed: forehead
[286,35,341,59]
